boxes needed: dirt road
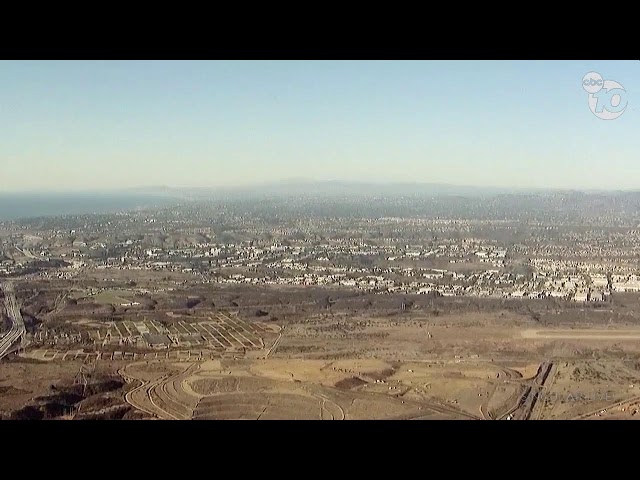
[521,329,640,340]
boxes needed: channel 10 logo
[582,72,628,120]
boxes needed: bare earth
[7,279,640,420]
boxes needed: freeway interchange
[0,282,26,360]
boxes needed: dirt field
[9,279,640,420]
[121,354,612,420]
[120,358,484,420]
[0,357,81,416]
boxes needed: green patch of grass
[92,290,133,305]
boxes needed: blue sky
[1,60,639,192]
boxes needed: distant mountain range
[122,180,634,199]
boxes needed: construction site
[5,279,640,420]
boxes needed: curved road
[122,362,201,420]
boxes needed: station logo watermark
[582,72,628,120]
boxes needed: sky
[1,60,639,192]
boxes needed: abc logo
[582,71,628,120]
[582,72,604,94]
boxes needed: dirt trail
[521,329,640,340]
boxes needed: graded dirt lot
[121,358,490,420]
[10,279,640,420]
[119,355,582,420]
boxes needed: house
[573,291,589,302]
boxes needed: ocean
[0,192,179,221]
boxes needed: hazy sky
[1,60,639,192]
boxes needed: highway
[0,282,26,360]
[498,361,554,420]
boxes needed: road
[265,326,285,358]
[121,362,201,420]
[521,329,640,340]
[0,282,26,360]
[498,361,554,420]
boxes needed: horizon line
[2,179,640,195]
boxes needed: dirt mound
[335,377,368,390]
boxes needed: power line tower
[74,355,97,397]
[72,355,98,420]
